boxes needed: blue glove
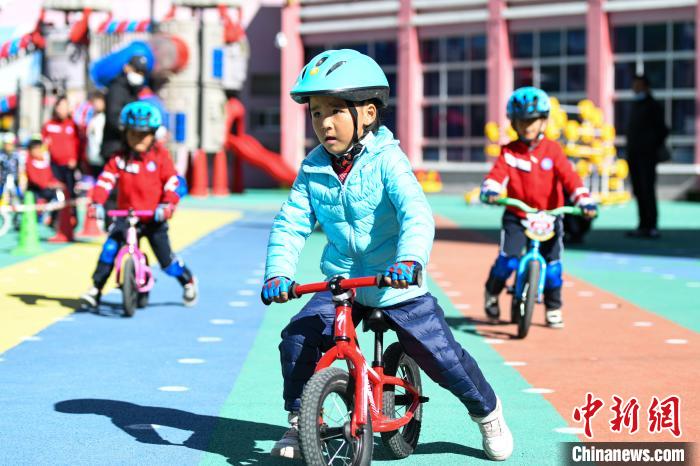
[581,202,598,218]
[154,203,175,222]
[480,189,500,204]
[384,261,419,288]
[262,276,293,302]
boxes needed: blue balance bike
[495,197,585,339]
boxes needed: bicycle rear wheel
[517,261,540,339]
[381,342,423,459]
[299,367,373,466]
[122,257,138,318]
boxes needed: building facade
[279,0,699,176]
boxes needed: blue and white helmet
[119,101,162,132]
[507,87,550,120]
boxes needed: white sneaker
[545,308,564,328]
[471,397,513,461]
[183,277,198,307]
[271,412,301,460]
[80,286,101,309]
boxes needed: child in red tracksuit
[42,95,81,198]
[26,137,64,199]
[80,101,197,309]
[481,87,597,328]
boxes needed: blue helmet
[290,49,389,107]
[507,87,550,120]
[119,101,162,132]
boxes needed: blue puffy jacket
[265,126,434,307]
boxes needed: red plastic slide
[226,133,297,186]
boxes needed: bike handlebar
[107,209,154,218]
[260,266,423,306]
[495,197,584,216]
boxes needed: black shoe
[626,228,660,239]
[484,291,500,322]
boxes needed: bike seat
[362,309,390,333]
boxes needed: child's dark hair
[28,139,43,150]
[88,90,105,101]
[52,95,69,120]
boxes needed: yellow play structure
[467,98,631,205]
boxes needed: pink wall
[279,1,306,169]
[487,0,511,129]
[397,0,422,165]
[586,0,613,121]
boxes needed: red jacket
[26,154,59,190]
[92,142,181,220]
[42,118,80,167]
[483,138,591,218]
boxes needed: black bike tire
[380,342,423,459]
[122,257,138,318]
[517,261,540,339]
[299,367,373,466]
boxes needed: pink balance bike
[108,209,155,317]
[262,271,428,465]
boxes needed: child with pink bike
[80,101,197,309]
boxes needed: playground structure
[0,0,295,196]
[467,98,631,206]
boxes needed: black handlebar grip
[413,263,423,287]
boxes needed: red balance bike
[262,272,428,466]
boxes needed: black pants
[629,159,658,230]
[92,219,192,289]
[50,164,76,199]
[485,210,563,309]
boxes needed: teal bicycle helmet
[507,87,550,120]
[290,49,389,107]
[119,101,162,133]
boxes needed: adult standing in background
[42,95,80,199]
[625,74,669,239]
[100,55,148,160]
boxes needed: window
[510,28,587,103]
[420,33,488,163]
[612,21,695,163]
[250,74,280,97]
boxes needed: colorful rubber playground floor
[0,191,697,465]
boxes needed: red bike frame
[288,275,423,438]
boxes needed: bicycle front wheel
[517,261,540,339]
[122,257,138,318]
[299,367,373,466]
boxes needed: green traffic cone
[12,191,44,256]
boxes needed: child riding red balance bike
[262,269,427,465]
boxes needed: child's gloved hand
[154,203,175,222]
[88,203,104,220]
[383,261,420,289]
[578,199,598,219]
[480,190,500,204]
[262,276,293,303]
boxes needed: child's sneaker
[545,308,564,328]
[80,286,101,309]
[183,277,198,307]
[471,397,513,461]
[484,291,500,322]
[271,412,301,460]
